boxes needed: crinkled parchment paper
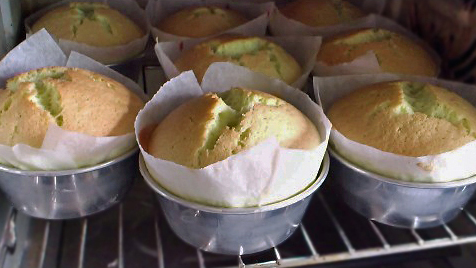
[135,63,331,207]
[146,0,273,41]
[314,73,476,182]
[25,0,150,65]
[0,30,145,170]
[154,35,321,90]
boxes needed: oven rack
[1,178,476,268]
[0,65,476,268]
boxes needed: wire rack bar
[369,221,390,250]
[238,256,245,268]
[274,247,282,265]
[223,235,476,268]
[410,229,424,245]
[38,221,50,268]
[154,213,165,268]
[442,224,457,241]
[118,204,124,268]
[78,219,88,268]
[464,209,476,226]
[197,249,206,268]
[299,224,319,257]
[0,208,15,268]
[318,194,355,254]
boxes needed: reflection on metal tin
[139,153,330,255]
[0,148,139,220]
[329,148,476,229]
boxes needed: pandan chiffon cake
[158,6,249,38]
[327,81,476,158]
[0,67,144,148]
[32,2,144,48]
[280,0,365,27]
[174,35,302,85]
[148,87,320,169]
[317,28,438,76]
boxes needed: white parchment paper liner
[146,0,273,42]
[0,30,145,171]
[25,0,150,65]
[314,73,476,183]
[135,63,331,208]
[155,35,322,90]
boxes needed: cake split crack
[396,81,474,137]
[6,68,69,126]
[199,88,282,156]
[72,3,114,37]
[211,38,285,78]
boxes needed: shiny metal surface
[330,148,476,229]
[139,153,330,255]
[0,149,138,220]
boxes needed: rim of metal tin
[329,148,476,188]
[0,146,138,176]
[139,152,330,214]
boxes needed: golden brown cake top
[32,2,144,47]
[148,87,320,168]
[174,35,302,85]
[327,81,476,156]
[0,67,144,148]
[280,0,365,27]
[316,28,438,76]
[158,6,249,38]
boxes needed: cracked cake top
[174,34,302,85]
[0,67,144,148]
[147,87,320,168]
[31,2,144,48]
[327,81,476,156]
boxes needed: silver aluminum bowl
[139,153,330,255]
[0,148,139,220]
[329,148,476,229]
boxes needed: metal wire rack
[0,65,476,268]
[1,177,476,268]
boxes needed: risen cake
[148,87,320,168]
[158,6,249,38]
[280,0,365,27]
[0,67,144,148]
[174,35,302,85]
[316,28,438,76]
[327,81,476,156]
[31,2,144,63]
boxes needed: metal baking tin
[0,148,138,220]
[329,148,476,229]
[139,153,330,255]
